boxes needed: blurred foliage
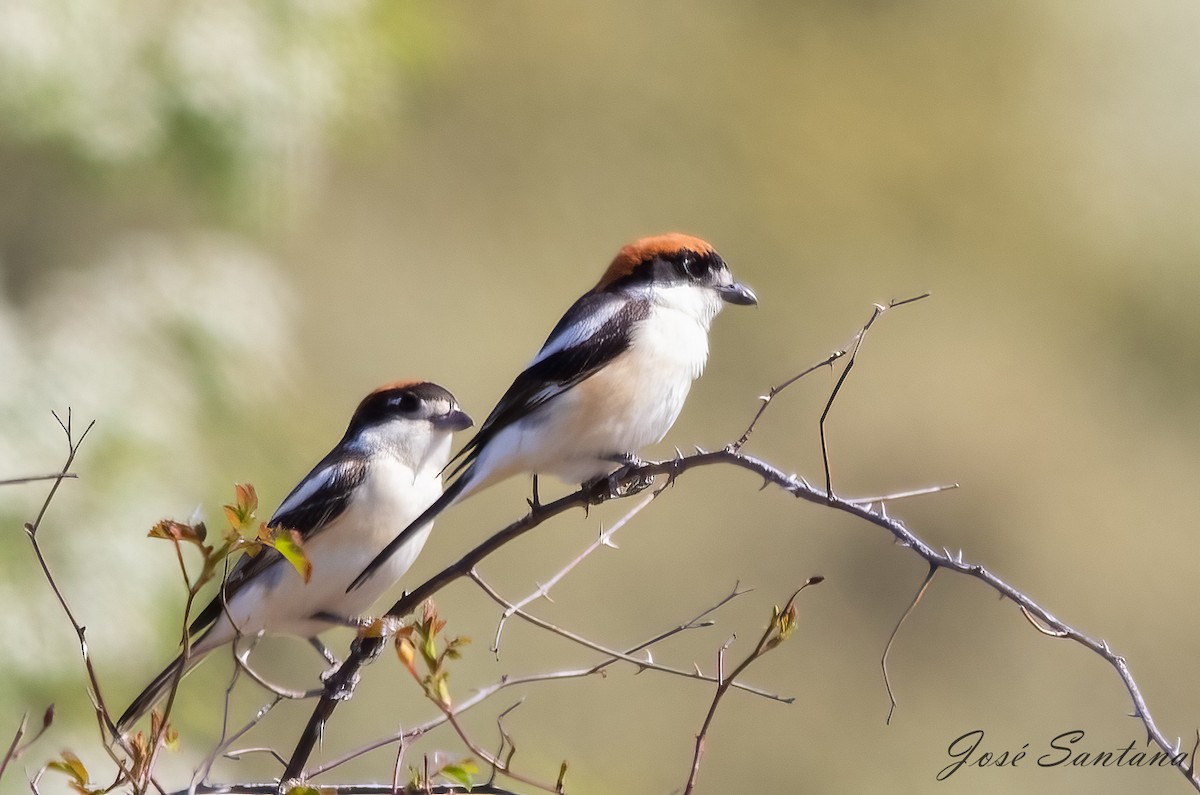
[0,0,444,206]
[2,1,1200,794]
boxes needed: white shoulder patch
[270,462,340,524]
[528,299,624,366]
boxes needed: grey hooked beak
[717,281,758,306]
[433,409,473,432]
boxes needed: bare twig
[308,584,759,780]
[819,293,930,497]
[490,490,658,655]
[195,692,285,792]
[845,483,959,506]
[471,573,790,703]
[0,713,26,783]
[683,578,823,795]
[881,564,938,724]
[21,412,151,790]
[732,351,846,452]
[490,702,522,787]
[0,473,78,486]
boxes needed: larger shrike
[352,233,756,591]
[117,381,472,733]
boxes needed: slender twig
[818,293,930,497]
[881,564,938,724]
[230,641,325,701]
[490,702,523,788]
[222,747,288,767]
[683,578,822,795]
[0,713,26,783]
[308,585,756,780]
[845,483,959,506]
[195,693,285,791]
[0,473,78,486]
[22,412,153,791]
[491,490,658,655]
[731,351,846,452]
[0,706,53,784]
[436,705,558,794]
[472,572,789,703]
[390,718,406,794]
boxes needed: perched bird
[116,381,472,733]
[351,233,756,591]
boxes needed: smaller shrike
[116,381,472,734]
[352,233,756,591]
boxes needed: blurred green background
[2,1,1199,793]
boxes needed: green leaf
[440,759,478,787]
[273,529,312,583]
[47,751,89,786]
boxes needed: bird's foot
[590,453,655,499]
[526,474,543,511]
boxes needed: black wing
[446,290,649,479]
[187,450,369,636]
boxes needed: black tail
[347,473,471,593]
[115,650,201,734]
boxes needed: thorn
[693,662,702,676]
[759,478,770,491]
[694,445,707,455]
[758,395,770,403]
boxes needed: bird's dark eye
[392,392,420,413]
[675,251,706,280]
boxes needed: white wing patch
[270,462,340,525]
[528,299,624,367]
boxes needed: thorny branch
[306,584,766,781]
[487,489,660,656]
[471,573,790,703]
[472,489,788,702]
[273,292,1199,794]
[24,297,1188,792]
